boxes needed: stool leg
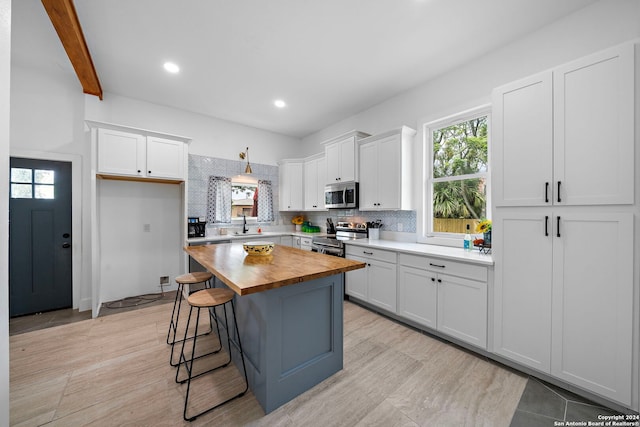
[175,305,196,384]
[166,283,183,345]
[229,299,249,395]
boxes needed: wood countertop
[184,243,365,296]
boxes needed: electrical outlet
[160,276,169,284]
[397,223,403,232]
[143,223,151,232]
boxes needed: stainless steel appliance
[187,217,206,238]
[324,182,358,209]
[311,221,368,257]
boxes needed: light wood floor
[10,299,527,426]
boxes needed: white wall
[84,94,302,165]
[0,0,10,423]
[98,180,182,302]
[300,0,640,154]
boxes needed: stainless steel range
[312,221,368,257]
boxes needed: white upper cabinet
[492,44,634,207]
[279,159,304,211]
[358,126,415,211]
[492,72,553,206]
[97,128,146,177]
[553,45,634,206]
[323,131,370,184]
[303,154,327,211]
[145,136,185,180]
[96,125,189,182]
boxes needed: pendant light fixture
[239,147,252,174]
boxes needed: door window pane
[11,168,32,183]
[35,185,55,199]
[11,184,33,199]
[34,169,55,184]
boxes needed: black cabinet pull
[429,262,445,268]
[545,182,549,203]
[557,181,562,203]
[363,251,373,255]
[437,279,442,283]
[556,216,561,237]
[431,277,436,282]
[137,169,141,173]
[545,216,549,236]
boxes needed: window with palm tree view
[429,111,489,236]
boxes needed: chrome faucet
[243,215,248,234]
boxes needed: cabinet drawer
[399,253,486,282]
[345,245,397,263]
[300,237,313,246]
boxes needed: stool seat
[188,288,234,308]
[175,271,213,284]
[167,272,215,366]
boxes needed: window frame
[420,105,491,247]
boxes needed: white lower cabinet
[397,265,437,329]
[494,211,634,406]
[398,253,488,349]
[437,274,487,348]
[345,246,397,312]
[280,235,293,247]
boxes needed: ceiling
[13,0,598,138]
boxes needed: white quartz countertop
[187,231,326,244]
[345,239,494,266]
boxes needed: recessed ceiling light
[274,99,286,108]
[163,62,180,74]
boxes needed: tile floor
[9,293,635,425]
[510,377,628,426]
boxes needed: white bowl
[243,241,275,256]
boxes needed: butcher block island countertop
[184,243,365,296]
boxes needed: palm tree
[432,117,488,222]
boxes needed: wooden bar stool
[175,288,249,422]
[167,272,215,367]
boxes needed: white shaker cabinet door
[553,44,634,206]
[398,265,437,329]
[97,128,146,177]
[367,259,397,313]
[492,72,553,207]
[345,255,367,300]
[376,135,401,209]
[146,136,185,180]
[437,274,487,349]
[358,140,378,210]
[551,213,633,406]
[493,213,553,372]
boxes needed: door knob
[62,242,71,248]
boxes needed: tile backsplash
[188,153,416,235]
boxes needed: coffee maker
[187,217,206,238]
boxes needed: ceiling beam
[42,0,103,99]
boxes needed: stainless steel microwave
[324,182,358,209]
